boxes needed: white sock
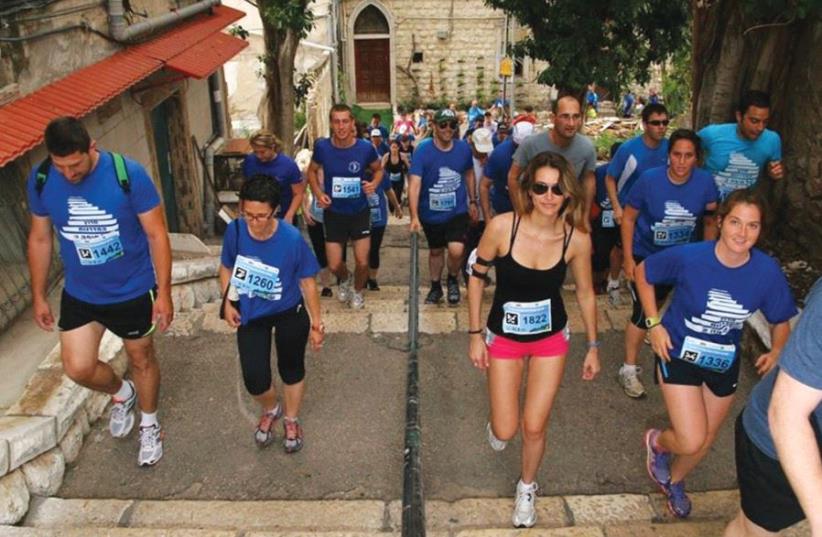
[620,363,638,374]
[607,277,620,289]
[518,479,536,490]
[113,380,133,401]
[140,412,158,428]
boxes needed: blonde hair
[517,151,586,230]
[249,130,282,151]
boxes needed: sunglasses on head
[437,120,458,129]
[530,182,563,196]
[647,119,670,127]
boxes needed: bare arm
[479,176,493,222]
[769,370,822,534]
[581,170,595,233]
[467,215,507,370]
[621,205,639,280]
[408,174,422,232]
[138,206,173,331]
[307,161,330,208]
[299,276,324,351]
[465,167,478,223]
[568,229,600,380]
[507,162,524,214]
[284,180,306,224]
[635,261,673,361]
[604,174,622,224]
[363,159,383,195]
[27,214,55,331]
[219,264,241,328]
[754,321,790,376]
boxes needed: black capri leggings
[628,255,673,328]
[306,221,328,268]
[369,225,386,270]
[236,302,310,395]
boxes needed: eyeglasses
[530,182,563,196]
[242,211,275,223]
[646,119,670,127]
[437,120,458,129]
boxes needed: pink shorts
[486,326,570,359]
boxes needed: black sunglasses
[647,119,670,127]
[437,120,458,129]
[530,182,563,196]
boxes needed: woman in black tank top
[381,140,409,209]
[466,152,601,528]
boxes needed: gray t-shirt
[512,131,597,181]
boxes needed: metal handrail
[402,231,425,536]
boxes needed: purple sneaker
[666,480,692,518]
[644,428,671,489]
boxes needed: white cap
[512,122,534,145]
[471,128,494,154]
[370,128,382,137]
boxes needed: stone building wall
[339,0,553,110]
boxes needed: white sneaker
[512,479,538,528]
[138,424,164,467]
[486,422,507,451]
[338,275,353,304]
[109,380,137,438]
[350,291,365,309]
[618,366,647,398]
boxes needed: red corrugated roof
[0,5,246,167]
[166,32,248,79]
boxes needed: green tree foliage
[484,0,689,94]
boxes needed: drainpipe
[108,0,221,42]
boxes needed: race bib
[601,210,615,228]
[652,222,694,246]
[429,191,457,211]
[502,299,552,335]
[389,172,402,183]
[331,176,361,199]
[74,235,124,266]
[230,255,282,301]
[679,335,736,373]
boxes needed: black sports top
[486,215,573,342]
[384,155,406,179]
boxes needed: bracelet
[587,340,601,349]
[311,323,325,333]
[468,328,484,335]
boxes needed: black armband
[474,256,493,267]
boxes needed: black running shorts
[59,288,156,339]
[422,213,469,249]
[324,208,371,243]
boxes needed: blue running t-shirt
[626,166,719,258]
[27,151,160,304]
[241,153,303,216]
[410,138,473,224]
[312,138,379,215]
[367,171,393,229]
[697,123,781,200]
[483,138,516,214]
[606,135,669,205]
[221,219,319,324]
[644,241,796,373]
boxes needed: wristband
[587,340,601,349]
[468,328,484,335]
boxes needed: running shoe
[446,275,460,305]
[486,422,507,451]
[618,366,646,398]
[338,275,353,304]
[350,291,365,310]
[425,285,444,304]
[138,424,164,467]
[666,480,692,518]
[109,380,137,438]
[512,479,538,528]
[644,428,671,488]
[367,278,380,291]
[321,287,333,298]
[283,417,304,453]
[254,404,283,448]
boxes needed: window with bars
[0,162,61,333]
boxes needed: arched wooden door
[353,6,390,103]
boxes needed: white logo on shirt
[714,152,760,198]
[348,161,361,173]
[684,288,751,336]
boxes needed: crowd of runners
[24,88,820,536]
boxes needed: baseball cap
[512,122,534,145]
[433,109,457,122]
[370,128,382,137]
[471,128,494,154]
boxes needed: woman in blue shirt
[635,189,796,518]
[220,176,324,453]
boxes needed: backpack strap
[110,152,131,193]
[35,157,52,196]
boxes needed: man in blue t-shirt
[26,117,172,467]
[479,121,533,219]
[409,108,478,306]
[699,90,784,238]
[307,104,382,310]
[242,130,305,224]
[725,277,822,536]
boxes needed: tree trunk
[260,3,302,157]
[693,1,822,265]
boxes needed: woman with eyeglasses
[467,151,600,529]
[636,189,795,519]
[220,175,324,453]
[620,129,720,399]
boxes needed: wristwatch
[645,316,661,329]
